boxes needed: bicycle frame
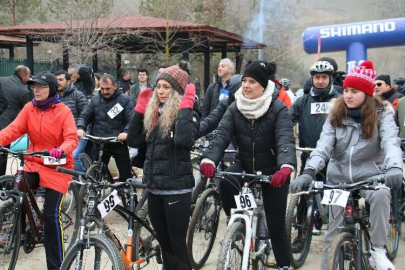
[13,163,44,243]
[226,182,277,270]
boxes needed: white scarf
[235,80,275,120]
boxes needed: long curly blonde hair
[144,89,182,138]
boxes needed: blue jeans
[73,139,87,172]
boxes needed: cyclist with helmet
[280,78,296,104]
[290,60,340,234]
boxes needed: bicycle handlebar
[293,175,386,196]
[215,171,272,182]
[296,147,315,153]
[0,146,66,158]
[84,134,119,143]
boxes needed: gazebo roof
[0,15,266,53]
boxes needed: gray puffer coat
[305,105,403,184]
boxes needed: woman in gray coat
[290,61,403,270]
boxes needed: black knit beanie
[242,61,276,89]
[375,74,391,86]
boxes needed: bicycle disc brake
[23,228,36,254]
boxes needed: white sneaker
[369,247,395,270]
[312,225,321,235]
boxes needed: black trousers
[96,142,132,182]
[218,162,291,267]
[24,172,65,270]
[0,144,10,176]
[148,192,192,270]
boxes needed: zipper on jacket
[251,120,255,172]
[349,146,354,183]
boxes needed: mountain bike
[215,170,276,270]
[294,177,387,270]
[0,147,80,270]
[187,146,237,269]
[57,166,162,270]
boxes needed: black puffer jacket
[201,78,230,119]
[74,65,94,98]
[203,89,296,175]
[0,75,31,130]
[60,84,88,124]
[290,88,340,148]
[127,105,200,190]
[77,90,134,137]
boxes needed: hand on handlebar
[77,130,85,139]
[385,168,403,188]
[271,167,292,188]
[290,173,313,193]
[50,148,64,160]
[200,158,215,178]
[118,133,128,142]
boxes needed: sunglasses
[374,82,382,87]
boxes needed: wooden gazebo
[0,15,265,90]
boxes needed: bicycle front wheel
[78,153,93,172]
[132,203,161,269]
[216,222,245,270]
[61,234,124,270]
[0,198,21,270]
[285,194,313,268]
[327,232,363,270]
[386,187,402,260]
[187,188,221,269]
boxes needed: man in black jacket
[68,64,95,99]
[0,65,31,175]
[201,58,234,119]
[77,74,134,182]
[374,74,403,111]
[55,70,88,172]
[117,69,133,95]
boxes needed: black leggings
[148,192,192,270]
[24,172,65,270]
[218,162,291,267]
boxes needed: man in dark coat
[117,69,133,95]
[68,63,95,99]
[55,70,89,172]
[201,58,234,119]
[129,68,153,106]
[77,74,134,182]
[0,65,31,175]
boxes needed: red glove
[135,88,153,114]
[200,159,215,178]
[271,167,292,188]
[50,148,64,160]
[179,84,196,109]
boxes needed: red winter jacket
[0,102,78,194]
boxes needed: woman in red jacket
[0,72,78,270]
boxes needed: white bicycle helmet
[280,78,291,87]
[310,61,334,75]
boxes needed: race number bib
[107,103,124,119]
[97,190,121,218]
[311,102,330,114]
[44,157,66,165]
[321,189,350,207]
[234,193,257,210]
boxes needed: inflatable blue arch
[303,18,405,71]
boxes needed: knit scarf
[234,80,274,120]
[32,94,61,110]
[348,108,361,123]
